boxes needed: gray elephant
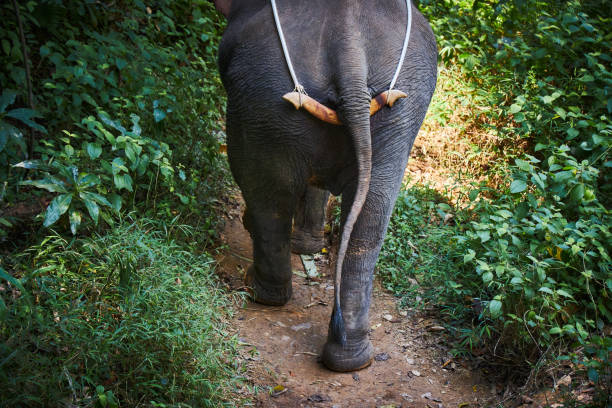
[213,0,437,372]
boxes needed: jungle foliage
[1,0,226,237]
[0,1,240,406]
[380,0,611,400]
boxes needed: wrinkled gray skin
[214,0,437,372]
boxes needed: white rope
[270,0,306,95]
[270,0,412,96]
[389,0,413,91]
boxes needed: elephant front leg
[291,186,329,254]
[243,202,294,306]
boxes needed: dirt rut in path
[216,199,495,407]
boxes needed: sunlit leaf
[43,194,72,227]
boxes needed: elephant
[213,0,437,372]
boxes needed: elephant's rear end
[215,0,437,372]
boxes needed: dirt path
[216,193,496,408]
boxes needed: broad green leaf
[0,90,18,112]
[464,249,476,263]
[510,277,523,285]
[476,230,490,243]
[570,183,585,202]
[43,194,72,227]
[510,179,527,193]
[86,142,102,159]
[111,157,128,174]
[553,106,566,119]
[6,108,47,134]
[489,299,502,318]
[69,210,82,234]
[99,114,127,135]
[78,174,100,189]
[79,191,111,207]
[538,286,554,295]
[82,197,99,225]
[482,271,494,283]
[114,173,133,191]
[515,159,532,172]
[509,104,522,114]
[13,160,44,170]
[496,209,513,219]
[19,178,68,193]
[125,143,136,162]
[65,144,74,157]
[154,108,166,122]
[531,172,546,190]
[108,194,122,212]
[566,128,579,139]
[556,289,573,298]
[549,327,563,334]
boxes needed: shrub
[0,217,243,407]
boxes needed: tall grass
[1,217,243,407]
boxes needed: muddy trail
[215,193,497,408]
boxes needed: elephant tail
[330,70,373,347]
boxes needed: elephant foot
[291,230,325,254]
[245,265,292,306]
[321,338,373,372]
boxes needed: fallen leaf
[383,314,393,321]
[270,385,287,397]
[300,254,318,278]
[556,374,571,388]
[411,370,421,377]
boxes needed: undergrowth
[0,217,244,407]
[380,0,611,403]
[1,0,227,239]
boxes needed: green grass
[0,217,244,407]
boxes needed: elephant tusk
[283,89,407,126]
[370,89,408,113]
[283,92,342,125]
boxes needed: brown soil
[216,193,497,408]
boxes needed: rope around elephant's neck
[389,0,412,91]
[269,0,413,95]
[270,0,306,96]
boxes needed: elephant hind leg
[291,186,329,254]
[242,194,295,306]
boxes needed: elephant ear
[212,0,231,17]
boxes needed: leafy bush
[14,113,177,233]
[380,0,611,395]
[0,217,243,407]
[0,0,226,235]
